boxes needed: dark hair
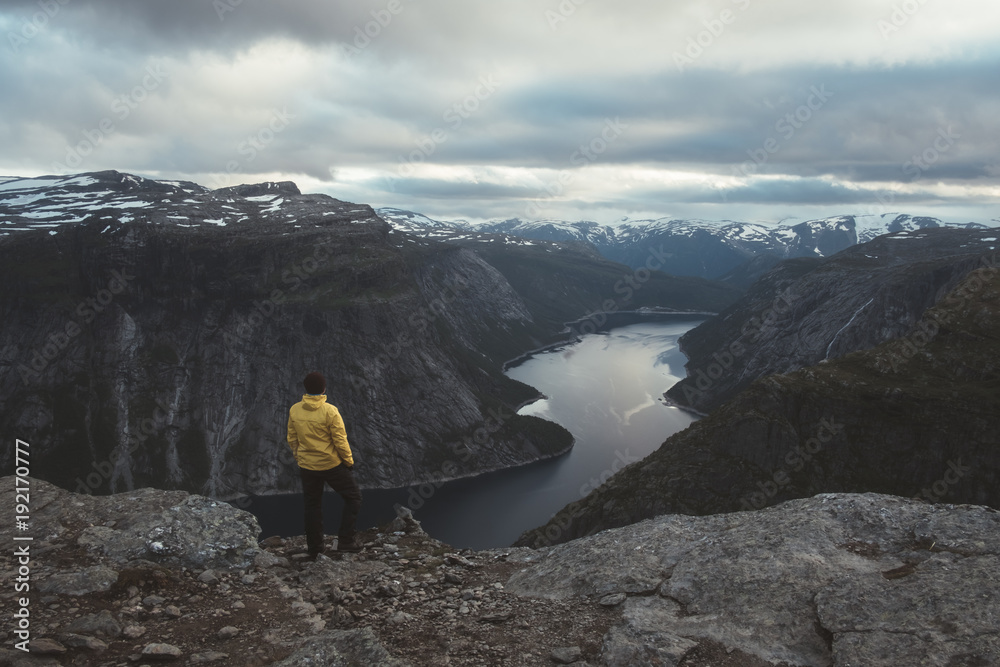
[303,372,326,395]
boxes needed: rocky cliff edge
[2,476,997,666]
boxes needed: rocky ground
[2,477,998,666]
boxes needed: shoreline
[503,309,712,371]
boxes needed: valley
[3,170,1000,667]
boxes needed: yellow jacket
[286,394,355,471]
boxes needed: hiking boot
[337,538,362,553]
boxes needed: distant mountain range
[377,207,991,284]
[3,174,988,287]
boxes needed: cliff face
[519,253,1000,547]
[0,171,737,499]
[0,175,557,497]
[667,228,1000,413]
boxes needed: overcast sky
[1,0,998,225]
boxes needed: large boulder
[0,476,261,571]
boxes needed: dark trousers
[300,464,362,554]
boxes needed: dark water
[243,318,702,548]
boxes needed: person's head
[303,371,326,395]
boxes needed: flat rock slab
[36,565,118,596]
[506,493,1000,667]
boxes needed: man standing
[287,371,363,556]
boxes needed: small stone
[28,637,67,654]
[217,626,240,639]
[123,625,147,639]
[190,651,230,663]
[197,570,219,584]
[142,642,184,659]
[260,536,285,548]
[445,553,478,568]
[599,592,627,607]
[331,605,354,627]
[388,611,414,625]
[278,585,301,600]
[479,611,512,623]
[165,605,183,618]
[60,633,108,651]
[143,595,167,607]
[379,582,405,597]
[550,646,583,664]
[241,573,258,585]
[305,615,327,633]
[444,571,464,585]
[231,600,246,609]
[254,551,281,569]
[291,600,317,616]
[62,609,123,638]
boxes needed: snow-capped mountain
[851,213,985,244]
[374,207,468,234]
[377,208,990,281]
[0,171,382,236]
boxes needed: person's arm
[328,407,354,467]
[286,410,299,460]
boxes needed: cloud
[1,0,998,223]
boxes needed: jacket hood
[301,394,327,411]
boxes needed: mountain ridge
[377,206,992,282]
